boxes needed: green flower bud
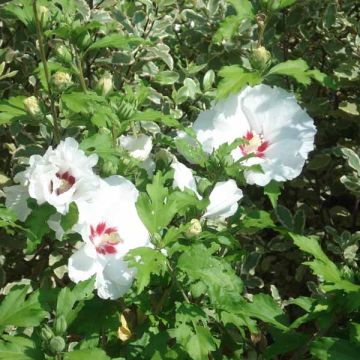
[97,72,113,96]
[186,219,202,237]
[52,71,72,91]
[55,45,72,64]
[102,161,118,176]
[23,96,41,117]
[250,46,271,70]
[40,325,54,342]
[54,315,67,335]
[49,336,66,354]
[38,5,49,23]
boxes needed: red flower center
[240,131,269,158]
[89,222,122,255]
[50,171,76,195]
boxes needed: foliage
[0,0,359,359]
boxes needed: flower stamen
[240,131,269,158]
[90,222,123,255]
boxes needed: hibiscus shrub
[0,0,360,359]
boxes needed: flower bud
[54,315,67,335]
[52,71,72,91]
[38,6,49,23]
[23,96,41,117]
[55,45,72,63]
[40,325,54,342]
[49,336,66,354]
[250,46,271,70]
[186,219,202,237]
[97,72,113,96]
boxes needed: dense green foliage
[0,0,360,359]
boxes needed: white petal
[171,161,202,199]
[95,257,135,300]
[140,156,156,177]
[202,180,243,220]
[68,244,99,283]
[3,185,31,222]
[193,94,250,154]
[118,134,153,161]
[47,213,65,240]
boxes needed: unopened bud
[49,336,65,353]
[38,6,49,23]
[23,96,41,117]
[54,315,67,335]
[186,219,202,237]
[250,46,271,70]
[55,45,72,63]
[97,72,113,96]
[52,71,72,91]
[40,325,54,342]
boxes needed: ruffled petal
[68,244,99,283]
[171,161,202,199]
[202,180,243,220]
[95,257,135,300]
[118,134,153,161]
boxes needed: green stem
[167,260,190,303]
[75,50,87,94]
[32,0,60,144]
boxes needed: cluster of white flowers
[4,84,316,300]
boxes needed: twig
[32,0,60,144]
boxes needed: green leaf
[86,34,146,52]
[271,0,297,10]
[242,294,289,330]
[0,96,27,125]
[0,336,43,360]
[217,66,261,99]
[130,109,180,127]
[136,172,178,234]
[0,286,48,330]
[56,278,95,328]
[187,326,219,360]
[64,348,110,360]
[126,247,167,293]
[241,210,275,230]
[275,205,293,230]
[25,204,56,253]
[266,59,312,85]
[175,137,208,167]
[310,337,360,360]
[155,71,179,85]
[290,234,360,292]
[177,244,243,308]
[60,202,79,232]
[80,133,118,162]
[264,181,282,208]
[340,148,360,176]
[61,91,105,114]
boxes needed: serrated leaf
[267,59,312,85]
[126,247,167,293]
[310,337,360,360]
[0,286,48,330]
[175,138,208,167]
[0,336,43,360]
[130,109,179,127]
[217,66,261,99]
[264,181,282,208]
[242,294,289,330]
[186,326,219,360]
[80,133,118,162]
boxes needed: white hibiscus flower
[202,180,243,221]
[192,84,316,186]
[171,160,202,199]
[68,176,150,300]
[4,138,99,218]
[118,134,156,176]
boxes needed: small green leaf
[267,59,311,85]
[217,66,261,99]
[264,181,282,208]
[155,71,179,85]
[186,326,219,360]
[275,205,293,230]
[126,247,167,294]
[87,34,146,52]
[60,202,79,232]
